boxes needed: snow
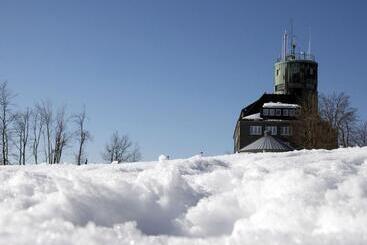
[1,147,367,244]
[242,112,262,120]
[263,102,300,108]
[159,154,169,162]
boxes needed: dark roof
[239,93,297,119]
[239,133,295,153]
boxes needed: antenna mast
[283,30,288,60]
[307,27,312,55]
[290,19,296,55]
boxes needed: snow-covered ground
[1,147,367,244]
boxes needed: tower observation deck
[274,30,318,107]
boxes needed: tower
[274,30,318,108]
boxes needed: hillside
[1,147,367,244]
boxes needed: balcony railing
[277,52,315,62]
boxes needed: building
[234,30,337,153]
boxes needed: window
[263,109,269,116]
[276,69,279,76]
[289,109,295,117]
[269,109,275,116]
[265,126,277,135]
[275,84,285,92]
[283,109,289,116]
[281,126,292,136]
[250,126,262,135]
[276,109,282,116]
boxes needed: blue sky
[0,0,366,162]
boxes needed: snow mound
[158,154,169,162]
[1,147,367,244]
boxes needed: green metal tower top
[274,30,318,106]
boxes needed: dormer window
[262,102,300,118]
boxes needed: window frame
[281,126,292,136]
[249,125,262,135]
[265,126,277,135]
[276,109,282,116]
[269,109,275,116]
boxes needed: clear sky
[0,0,366,162]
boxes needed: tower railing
[277,52,315,62]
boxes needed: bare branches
[31,106,43,164]
[292,95,338,150]
[73,106,91,165]
[102,131,141,163]
[356,121,367,146]
[36,102,71,164]
[53,106,70,164]
[0,83,145,165]
[13,108,32,165]
[37,100,53,164]
[319,92,358,147]
[0,81,16,165]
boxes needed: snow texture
[159,154,169,162]
[1,147,367,244]
[242,112,262,120]
[263,102,300,108]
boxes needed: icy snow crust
[1,148,367,244]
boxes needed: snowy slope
[1,148,367,244]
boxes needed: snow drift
[1,147,367,244]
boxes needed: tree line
[294,92,367,149]
[0,81,141,165]
[319,92,367,147]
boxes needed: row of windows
[276,67,314,76]
[249,125,292,136]
[262,108,298,117]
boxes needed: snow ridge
[1,147,367,244]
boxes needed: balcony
[277,52,315,62]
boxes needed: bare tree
[37,100,53,164]
[319,92,358,147]
[292,95,338,150]
[128,145,142,162]
[356,121,367,146]
[13,108,31,165]
[53,106,70,164]
[0,81,15,165]
[102,131,141,163]
[73,106,91,165]
[31,106,43,164]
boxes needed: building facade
[234,30,336,153]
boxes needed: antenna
[307,27,312,55]
[290,19,296,55]
[283,30,288,60]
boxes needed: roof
[238,93,297,119]
[263,102,300,108]
[239,133,295,153]
[243,113,262,120]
